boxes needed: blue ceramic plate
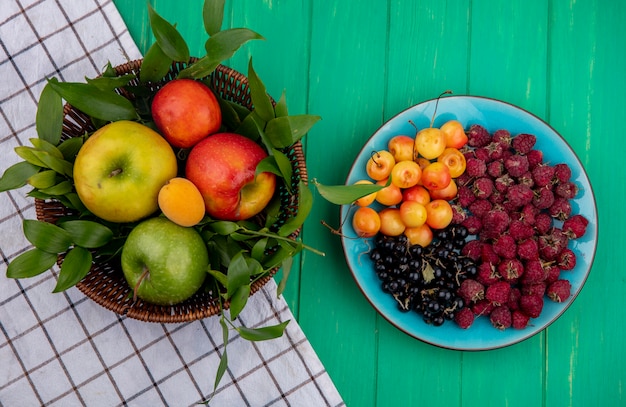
[340,95,598,350]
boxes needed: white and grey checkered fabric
[0,1,345,406]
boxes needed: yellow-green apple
[73,120,178,223]
[151,79,222,148]
[185,132,276,221]
[121,217,208,305]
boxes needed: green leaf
[217,97,243,130]
[53,246,92,292]
[272,149,293,187]
[207,269,229,287]
[247,59,274,122]
[236,320,290,341]
[86,74,135,92]
[203,0,225,35]
[256,156,282,178]
[228,284,250,320]
[57,137,84,161]
[226,251,252,299]
[276,256,293,296]
[140,42,173,83]
[206,28,264,64]
[23,219,72,254]
[148,4,190,62]
[274,90,288,117]
[29,138,64,159]
[27,170,58,189]
[0,161,40,192]
[61,192,88,212]
[250,237,269,261]
[47,78,138,122]
[39,180,72,196]
[235,110,263,141]
[313,179,387,205]
[14,146,47,167]
[210,221,240,235]
[29,149,73,176]
[6,248,58,279]
[213,317,229,392]
[265,115,321,148]
[36,83,64,146]
[58,220,113,248]
[278,182,313,237]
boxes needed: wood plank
[546,0,626,405]
[302,0,389,405]
[375,1,471,405]
[462,1,549,405]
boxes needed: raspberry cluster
[451,124,589,330]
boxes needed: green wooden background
[113,1,624,406]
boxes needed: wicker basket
[34,59,307,323]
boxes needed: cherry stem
[370,151,381,167]
[430,90,453,128]
[133,266,150,302]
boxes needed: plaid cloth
[0,1,345,406]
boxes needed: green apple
[73,120,178,223]
[121,217,208,305]
[185,132,276,221]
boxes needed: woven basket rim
[36,59,307,323]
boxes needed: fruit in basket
[185,132,276,221]
[121,217,209,306]
[158,177,206,227]
[151,79,222,148]
[73,121,178,223]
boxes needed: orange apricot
[158,177,206,227]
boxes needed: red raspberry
[461,239,483,260]
[461,216,483,235]
[548,197,572,221]
[538,229,568,261]
[480,243,501,266]
[519,294,544,318]
[468,199,492,218]
[456,171,472,187]
[562,214,589,239]
[493,235,517,259]
[504,154,529,177]
[458,278,485,303]
[474,147,491,162]
[526,149,544,169]
[451,204,468,224]
[520,203,540,225]
[506,184,534,208]
[466,157,487,177]
[534,212,553,235]
[494,174,515,193]
[544,264,561,284]
[492,129,512,146]
[471,299,495,316]
[485,142,505,161]
[554,181,579,199]
[477,262,500,285]
[521,282,547,296]
[487,160,504,178]
[517,171,534,187]
[454,307,475,329]
[483,209,511,234]
[486,281,512,305]
[511,133,537,154]
[521,259,547,284]
[509,219,534,241]
[531,164,555,187]
[498,258,524,282]
[473,177,494,199]
[512,310,531,329]
[532,186,555,210]
[457,185,476,207]
[507,287,522,310]
[467,124,491,147]
[490,305,512,330]
[553,163,572,183]
[489,190,505,205]
[547,279,572,302]
[557,247,576,270]
[517,238,539,260]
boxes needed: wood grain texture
[113,1,626,406]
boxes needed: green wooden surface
[113,1,624,406]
